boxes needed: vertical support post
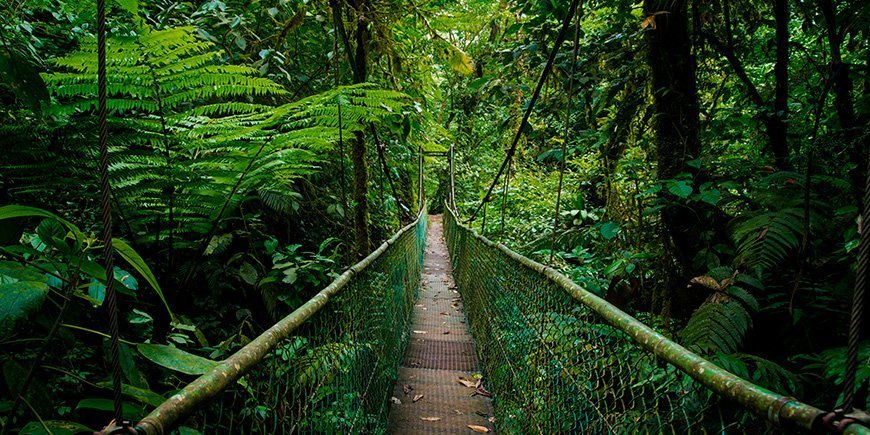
[499,156,511,239]
[418,145,424,209]
[449,144,457,211]
[481,200,487,235]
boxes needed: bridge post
[449,144,456,210]
[417,145,424,207]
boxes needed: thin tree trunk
[348,0,370,257]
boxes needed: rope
[96,0,125,422]
[464,0,581,224]
[843,151,869,412]
[548,12,580,265]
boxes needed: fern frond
[730,207,803,271]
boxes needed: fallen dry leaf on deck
[390,396,401,404]
[457,378,477,388]
[413,394,424,403]
[467,425,490,433]
[413,330,428,334]
[471,386,492,398]
[443,331,450,334]
[403,384,413,395]
[421,417,441,422]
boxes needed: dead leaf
[390,396,402,404]
[421,417,441,422]
[443,331,450,335]
[413,330,428,334]
[458,378,477,388]
[472,386,492,398]
[488,417,495,423]
[413,394,424,403]
[640,11,669,30]
[690,275,722,290]
[454,409,464,415]
[468,425,490,433]
[440,311,449,316]
[403,384,413,395]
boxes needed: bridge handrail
[129,204,428,435]
[444,202,868,434]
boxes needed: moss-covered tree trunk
[644,0,703,316]
[339,0,371,257]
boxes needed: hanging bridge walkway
[387,215,494,433]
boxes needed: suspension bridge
[77,0,867,431]
[90,148,868,434]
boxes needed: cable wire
[96,0,125,422]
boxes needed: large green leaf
[75,398,145,419]
[119,342,149,389]
[600,221,621,240]
[0,280,49,336]
[96,381,164,406]
[0,205,85,245]
[137,343,218,375]
[20,420,92,435]
[446,44,475,75]
[113,238,174,320]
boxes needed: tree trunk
[819,0,862,204]
[771,0,790,169]
[644,0,704,315]
[339,0,371,257]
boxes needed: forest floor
[388,215,495,434]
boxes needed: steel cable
[96,0,125,422]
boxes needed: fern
[30,26,411,268]
[730,207,803,271]
[680,268,761,354]
[681,299,752,354]
[714,353,801,397]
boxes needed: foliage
[0,0,866,430]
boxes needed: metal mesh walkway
[388,215,495,434]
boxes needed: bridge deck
[388,215,494,434]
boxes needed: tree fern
[35,26,411,268]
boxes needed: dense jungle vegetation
[0,0,867,431]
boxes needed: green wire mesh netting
[442,206,840,434]
[136,208,427,434]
